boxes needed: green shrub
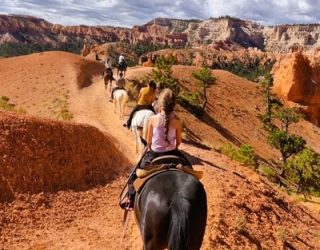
[53,92,73,121]
[192,67,216,111]
[131,42,169,57]
[258,165,278,182]
[285,149,320,197]
[212,57,275,83]
[268,129,306,164]
[58,108,73,121]
[0,96,26,113]
[273,107,303,133]
[220,143,258,167]
[178,91,202,114]
[0,96,15,111]
[152,56,180,96]
[220,143,237,156]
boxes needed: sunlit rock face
[2,15,320,53]
[273,52,320,126]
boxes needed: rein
[118,145,148,246]
[118,146,148,205]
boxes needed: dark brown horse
[117,61,127,77]
[134,169,207,250]
[103,68,114,92]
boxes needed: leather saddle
[133,155,204,193]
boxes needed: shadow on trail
[181,149,227,172]
[199,112,243,147]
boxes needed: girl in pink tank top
[151,112,177,152]
[121,88,190,210]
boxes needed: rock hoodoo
[273,52,320,126]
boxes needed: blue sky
[1,0,320,26]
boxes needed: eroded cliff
[1,15,320,53]
[273,52,320,125]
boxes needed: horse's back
[131,109,154,128]
[141,170,206,207]
[114,89,127,100]
[136,170,207,250]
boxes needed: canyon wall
[1,15,320,53]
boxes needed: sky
[1,0,320,27]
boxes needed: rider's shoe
[123,123,130,130]
[120,198,134,211]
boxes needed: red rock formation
[2,15,320,53]
[0,14,130,46]
[273,52,320,126]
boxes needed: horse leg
[103,77,107,90]
[109,80,112,93]
[121,94,127,119]
[134,128,139,154]
[114,98,117,114]
[138,129,144,156]
[119,97,123,119]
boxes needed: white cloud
[0,0,320,26]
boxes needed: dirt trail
[1,68,320,250]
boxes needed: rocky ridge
[0,15,131,47]
[1,15,320,53]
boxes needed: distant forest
[0,42,83,57]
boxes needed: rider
[118,53,125,66]
[105,57,112,70]
[104,57,113,78]
[121,88,190,210]
[110,72,126,101]
[123,80,156,129]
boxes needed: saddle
[118,61,127,69]
[133,155,204,193]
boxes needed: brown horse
[117,61,127,77]
[134,169,207,249]
[103,68,114,92]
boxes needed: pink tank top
[151,114,176,152]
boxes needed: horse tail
[119,90,128,117]
[142,114,149,139]
[168,194,190,250]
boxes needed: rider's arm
[151,92,156,103]
[138,88,143,102]
[146,118,153,150]
[176,119,182,149]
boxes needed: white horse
[131,109,155,155]
[113,89,128,119]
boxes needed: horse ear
[140,137,147,147]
